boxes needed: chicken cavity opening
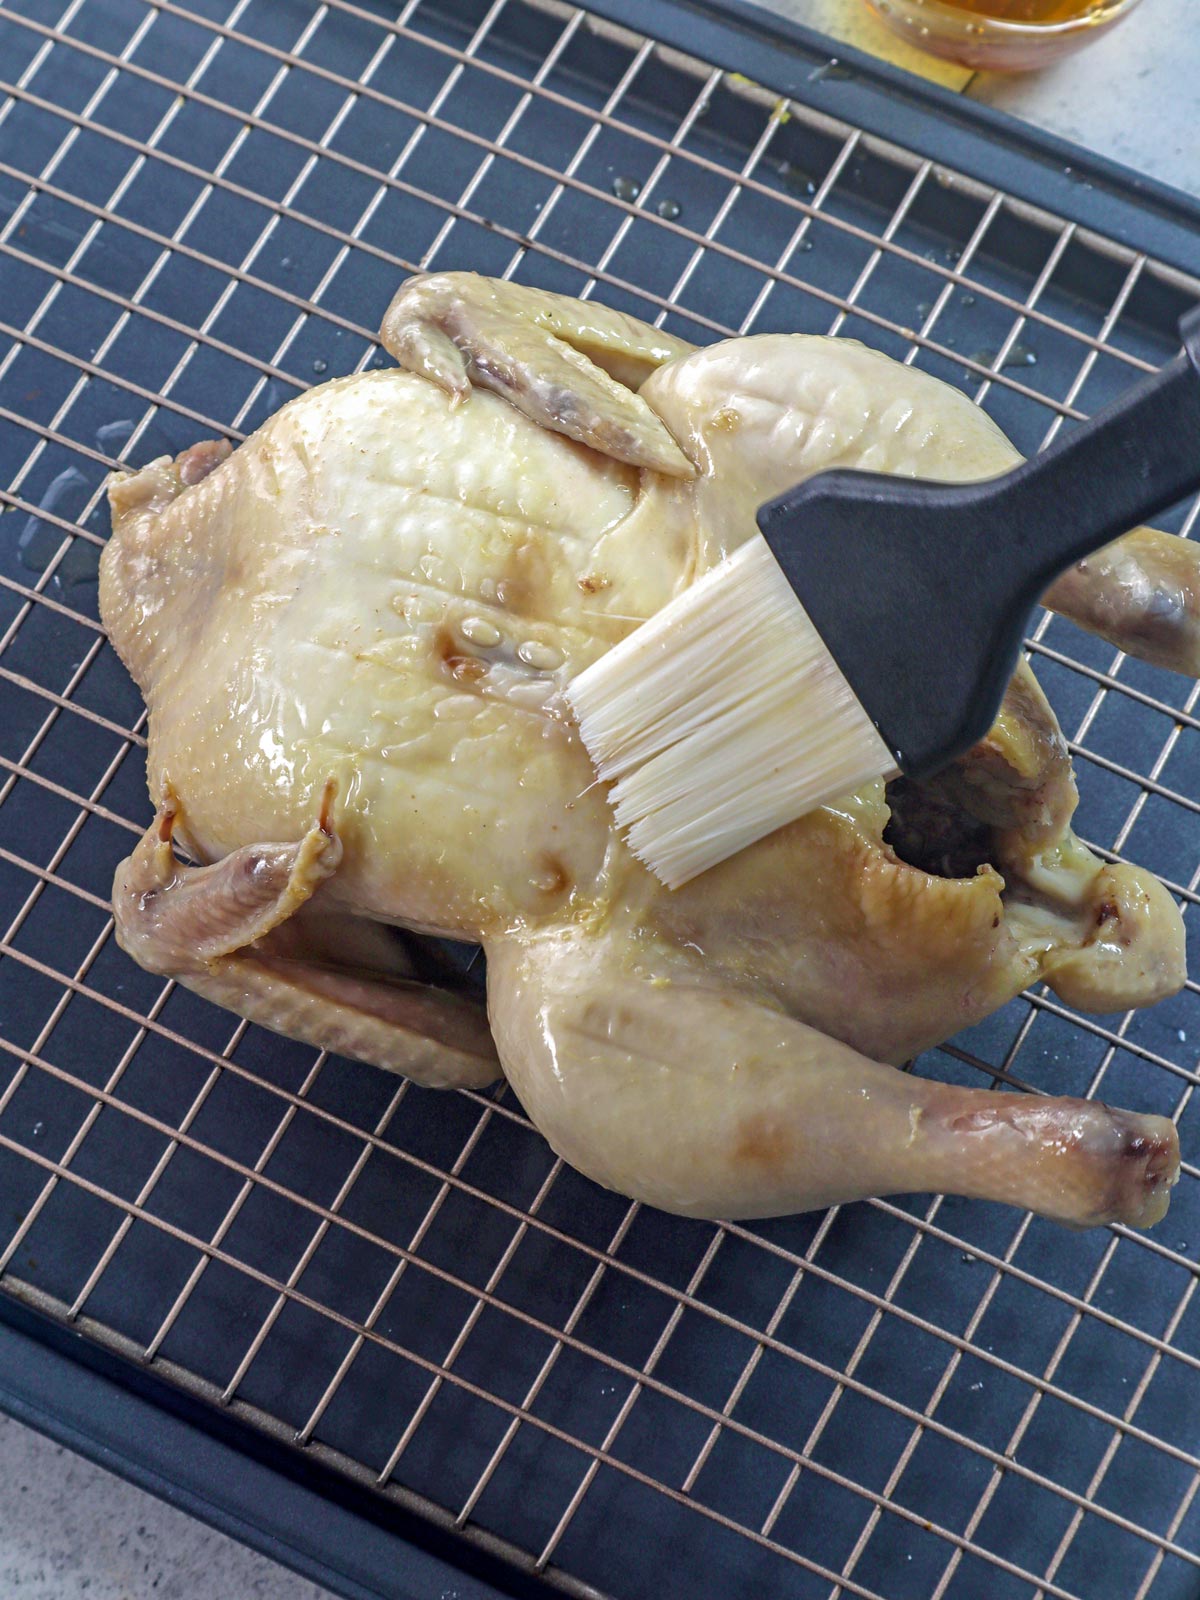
[882,775,995,881]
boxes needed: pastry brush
[567,308,1200,889]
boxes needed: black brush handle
[759,309,1200,780]
[983,305,1200,592]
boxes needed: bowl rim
[868,0,1142,38]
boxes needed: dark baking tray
[0,2,1198,1597]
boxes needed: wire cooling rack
[1,0,1200,1596]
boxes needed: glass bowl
[864,0,1145,72]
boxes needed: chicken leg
[487,927,1179,1228]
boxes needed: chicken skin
[100,274,1194,1230]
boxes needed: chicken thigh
[100,274,1195,1231]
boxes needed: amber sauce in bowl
[865,0,1145,69]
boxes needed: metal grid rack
[1,0,1199,1595]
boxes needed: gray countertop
[2,3,1194,1598]
[0,1414,334,1600]
[966,0,1199,197]
[761,0,1199,197]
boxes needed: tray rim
[590,0,1200,281]
[0,1283,543,1600]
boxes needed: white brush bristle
[566,537,896,888]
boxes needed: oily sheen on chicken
[99,273,1195,1231]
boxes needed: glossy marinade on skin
[100,272,1193,1230]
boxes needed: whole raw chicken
[100,274,1199,1232]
